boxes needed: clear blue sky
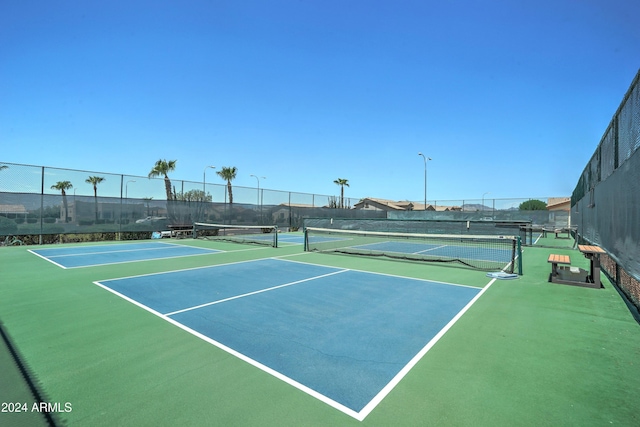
[1,0,638,203]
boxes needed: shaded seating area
[547,245,605,289]
[542,225,577,239]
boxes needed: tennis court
[95,257,481,419]
[29,242,221,268]
[2,232,640,426]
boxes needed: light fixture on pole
[125,180,136,199]
[203,165,216,193]
[418,153,432,210]
[250,174,266,222]
[250,174,266,209]
[482,192,490,212]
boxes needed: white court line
[414,244,447,254]
[274,255,481,290]
[358,276,497,420]
[28,242,276,270]
[96,257,267,282]
[60,251,222,269]
[274,253,516,420]
[27,249,69,269]
[164,269,349,316]
[42,242,200,259]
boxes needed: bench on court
[548,254,571,278]
[166,224,193,238]
[547,250,602,289]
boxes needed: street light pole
[482,192,490,212]
[203,165,215,193]
[125,180,136,199]
[418,153,431,210]
[250,175,266,222]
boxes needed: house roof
[355,198,461,211]
[547,197,571,210]
[354,198,408,210]
[0,204,28,214]
[278,203,317,208]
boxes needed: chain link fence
[1,162,571,246]
[0,163,386,242]
[571,69,640,313]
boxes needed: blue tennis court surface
[95,258,482,419]
[30,242,220,268]
[275,233,305,244]
[353,241,514,263]
[277,233,347,245]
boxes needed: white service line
[164,269,349,316]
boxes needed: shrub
[0,216,18,234]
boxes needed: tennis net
[304,227,522,273]
[303,218,532,243]
[193,223,278,247]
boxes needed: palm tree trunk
[62,191,69,223]
[94,186,99,222]
[161,176,178,223]
[227,182,233,205]
[163,176,173,201]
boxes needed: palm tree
[85,176,105,222]
[148,159,177,201]
[333,178,349,209]
[51,181,73,222]
[217,166,237,205]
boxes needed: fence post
[118,175,123,240]
[39,166,44,245]
[288,192,292,231]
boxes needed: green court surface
[1,237,639,426]
[531,232,578,248]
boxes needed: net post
[273,225,278,248]
[517,236,523,275]
[303,227,308,251]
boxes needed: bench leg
[592,257,601,287]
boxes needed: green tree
[51,181,73,222]
[85,176,105,222]
[519,199,547,210]
[333,178,349,209]
[175,189,212,223]
[148,159,178,201]
[217,166,237,205]
[0,216,18,235]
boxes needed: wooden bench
[548,254,571,278]
[578,245,606,288]
[547,251,602,288]
[167,224,193,239]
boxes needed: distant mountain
[461,204,492,211]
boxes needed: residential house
[353,198,461,212]
[547,197,571,211]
